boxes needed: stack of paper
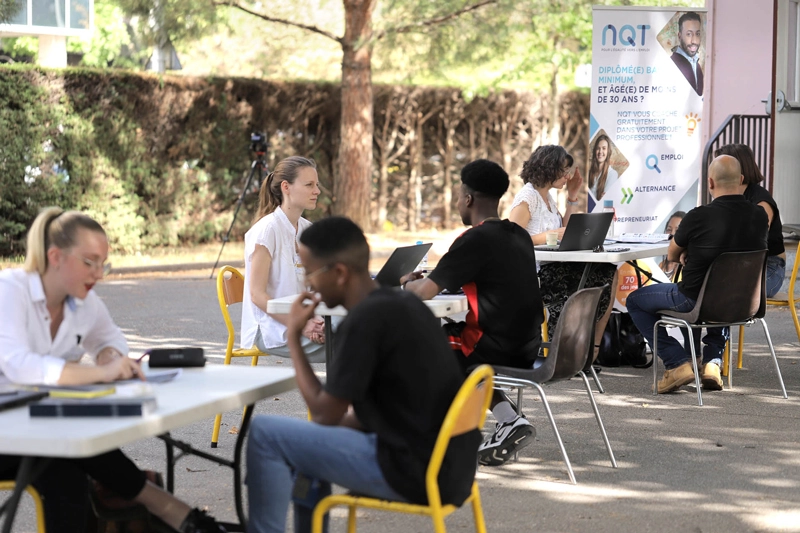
[615,233,671,244]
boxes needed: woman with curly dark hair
[509,145,618,345]
[715,143,786,297]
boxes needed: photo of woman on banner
[660,11,706,96]
[588,132,627,201]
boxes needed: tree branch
[215,1,342,44]
[373,0,497,41]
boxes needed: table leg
[164,434,175,493]
[577,263,594,290]
[324,317,333,367]
[627,259,657,287]
[233,404,254,529]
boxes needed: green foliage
[0,66,79,255]
[374,0,704,93]
[69,0,147,68]
[0,36,38,62]
[114,0,219,46]
[0,0,21,23]
[0,66,245,255]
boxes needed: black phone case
[148,347,206,367]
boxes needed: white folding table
[267,293,468,365]
[0,365,296,533]
[535,242,670,289]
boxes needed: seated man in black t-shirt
[246,216,481,533]
[627,155,768,393]
[402,159,544,467]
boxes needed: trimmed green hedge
[0,65,589,256]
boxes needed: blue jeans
[766,255,786,298]
[626,283,728,370]
[246,416,405,533]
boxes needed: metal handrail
[701,114,772,204]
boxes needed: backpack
[596,311,652,368]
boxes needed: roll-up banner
[589,6,707,233]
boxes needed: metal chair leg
[589,365,605,394]
[653,319,703,406]
[529,381,576,484]
[578,371,617,468]
[684,324,703,407]
[758,318,788,398]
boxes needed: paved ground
[10,270,800,533]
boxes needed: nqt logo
[602,24,651,47]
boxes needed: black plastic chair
[491,286,617,484]
[652,249,788,406]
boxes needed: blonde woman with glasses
[0,207,225,533]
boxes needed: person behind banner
[659,211,685,280]
[0,207,226,533]
[626,155,768,393]
[401,159,543,467]
[588,134,619,201]
[508,145,618,350]
[245,216,481,533]
[670,11,704,96]
[715,143,786,297]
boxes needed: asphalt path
[9,274,800,532]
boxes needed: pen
[136,350,152,364]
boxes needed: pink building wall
[703,0,774,143]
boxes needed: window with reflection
[32,0,65,27]
[69,0,89,29]
[8,0,27,25]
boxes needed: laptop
[534,212,616,252]
[374,243,433,287]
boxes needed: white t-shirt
[241,207,311,349]
[0,269,128,385]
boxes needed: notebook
[534,212,614,252]
[29,396,158,417]
[374,243,433,287]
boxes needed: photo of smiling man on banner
[661,11,706,96]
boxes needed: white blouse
[241,207,311,350]
[0,269,128,385]
[510,183,562,236]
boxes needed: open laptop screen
[374,243,433,287]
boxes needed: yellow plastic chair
[311,365,494,533]
[210,266,270,447]
[724,238,800,378]
[0,481,46,533]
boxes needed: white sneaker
[477,415,535,466]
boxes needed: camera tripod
[209,154,269,279]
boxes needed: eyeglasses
[304,264,331,288]
[78,255,111,277]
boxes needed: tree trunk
[335,0,375,230]
[406,123,418,232]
